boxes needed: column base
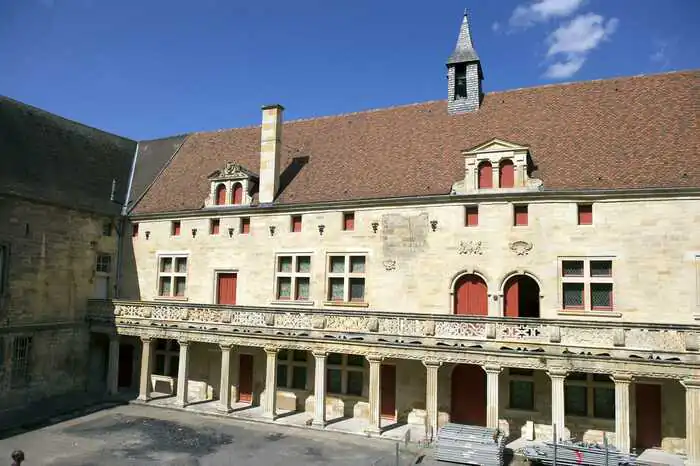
[311,419,327,428]
[263,412,278,421]
[216,405,232,414]
[365,426,382,435]
[137,394,151,402]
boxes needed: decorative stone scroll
[509,240,533,256]
[382,260,397,271]
[458,240,483,255]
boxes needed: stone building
[3,11,699,465]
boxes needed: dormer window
[499,159,514,188]
[205,162,258,208]
[478,161,492,189]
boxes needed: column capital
[141,336,153,344]
[483,364,502,374]
[423,360,442,369]
[264,346,279,355]
[178,340,190,347]
[547,367,568,378]
[613,373,634,384]
[366,354,384,364]
[219,343,237,351]
[312,351,328,359]
[682,377,700,389]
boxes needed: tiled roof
[0,96,137,214]
[133,70,700,214]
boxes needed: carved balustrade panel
[229,311,266,327]
[559,327,612,348]
[496,323,548,343]
[187,307,222,323]
[625,329,686,353]
[275,312,314,329]
[434,321,487,339]
[325,315,368,333]
[151,306,188,320]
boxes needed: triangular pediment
[208,161,258,181]
[463,138,529,155]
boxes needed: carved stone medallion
[458,240,483,255]
[509,240,533,256]
[383,260,397,271]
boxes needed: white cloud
[492,22,501,33]
[543,13,619,79]
[650,38,673,69]
[509,0,586,28]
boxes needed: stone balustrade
[87,299,700,362]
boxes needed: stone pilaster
[107,335,120,395]
[424,360,442,442]
[613,374,632,454]
[263,347,278,419]
[312,351,327,427]
[218,344,235,413]
[175,341,190,407]
[484,364,501,430]
[683,378,700,466]
[548,368,568,440]
[367,356,383,434]
[137,337,152,402]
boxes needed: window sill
[504,407,537,415]
[323,301,370,308]
[154,296,189,302]
[565,414,615,423]
[270,300,315,307]
[694,314,700,321]
[557,310,621,318]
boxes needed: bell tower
[446,10,483,114]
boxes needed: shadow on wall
[118,223,141,300]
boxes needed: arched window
[453,274,488,316]
[232,183,243,205]
[215,184,227,205]
[503,274,540,318]
[499,159,514,188]
[477,161,493,189]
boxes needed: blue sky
[1,0,698,140]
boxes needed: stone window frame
[102,220,112,237]
[324,253,368,306]
[273,253,312,303]
[506,368,535,411]
[326,353,365,397]
[564,372,615,420]
[558,257,616,313]
[153,339,179,378]
[276,349,308,391]
[10,335,32,389]
[156,253,189,300]
[96,253,112,275]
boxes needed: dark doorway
[503,274,540,318]
[636,384,662,449]
[380,365,396,420]
[239,354,254,403]
[118,343,134,388]
[451,364,486,426]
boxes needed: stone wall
[124,196,700,324]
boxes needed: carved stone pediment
[209,162,257,181]
[509,240,533,256]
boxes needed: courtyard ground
[0,404,419,466]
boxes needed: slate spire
[447,9,480,65]
[446,10,484,114]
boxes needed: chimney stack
[258,104,284,204]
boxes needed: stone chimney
[258,104,284,204]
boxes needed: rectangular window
[95,253,112,274]
[240,217,250,234]
[276,350,308,390]
[508,368,534,410]
[153,339,180,378]
[326,254,366,303]
[132,223,139,238]
[158,255,188,298]
[171,221,181,236]
[102,221,112,236]
[343,212,355,231]
[465,206,479,227]
[560,258,614,312]
[577,204,593,225]
[326,353,364,396]
[10,336,32,388]
[210,219,220,235]
[291,215,302,233]
[275,255,311,301]
[514,205,528,226]
[565,373,615,419]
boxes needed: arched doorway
[453,274,488,316]
[451,364,486,426]
[503,274,540,318]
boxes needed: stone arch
[452,272,489,316]
[232,182,244,204]
[500,271,542,318]
[215,183,227,205]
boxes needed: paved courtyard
[0,404,419,466]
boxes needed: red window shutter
[241,217,250,234]
[215,184,227,205]
[578,204,593,225]
[132,223,139,238]
[291,215,302,232]
[499,160,514,188]
[232,183,243,204]
[343,212,355,231]
[454,275,488,316]
[503,278,519,317]
[478,162,493,189]
[210,219,220,235]
[216,273,237,305]
[172,221,181,236]
[465,206,478,227]
[514,205,528,226]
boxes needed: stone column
[683,378,700,466]
[548,368,567,440]
[613,374,632,454]
[491,163,499,189]
[367,356,383,434]
[137,337,153,401]
[312,351,327,427]
[107,335,120,395]
[484,364,501,430]
[175,341,190,407]
[424,360,441,442]
[218,344,235,413]
[263,347,278,420]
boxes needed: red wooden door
[478,162,493,189]
[636,384,662,449]
[239,354,254,403]
[504,278,519,317]
[451,365,486,426]
[380,365,397,420]
[454,275,488,316]
[217,273,237,305]
[117,344,134,388]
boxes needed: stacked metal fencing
[521,440,641,465]
[434,423,506,466]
